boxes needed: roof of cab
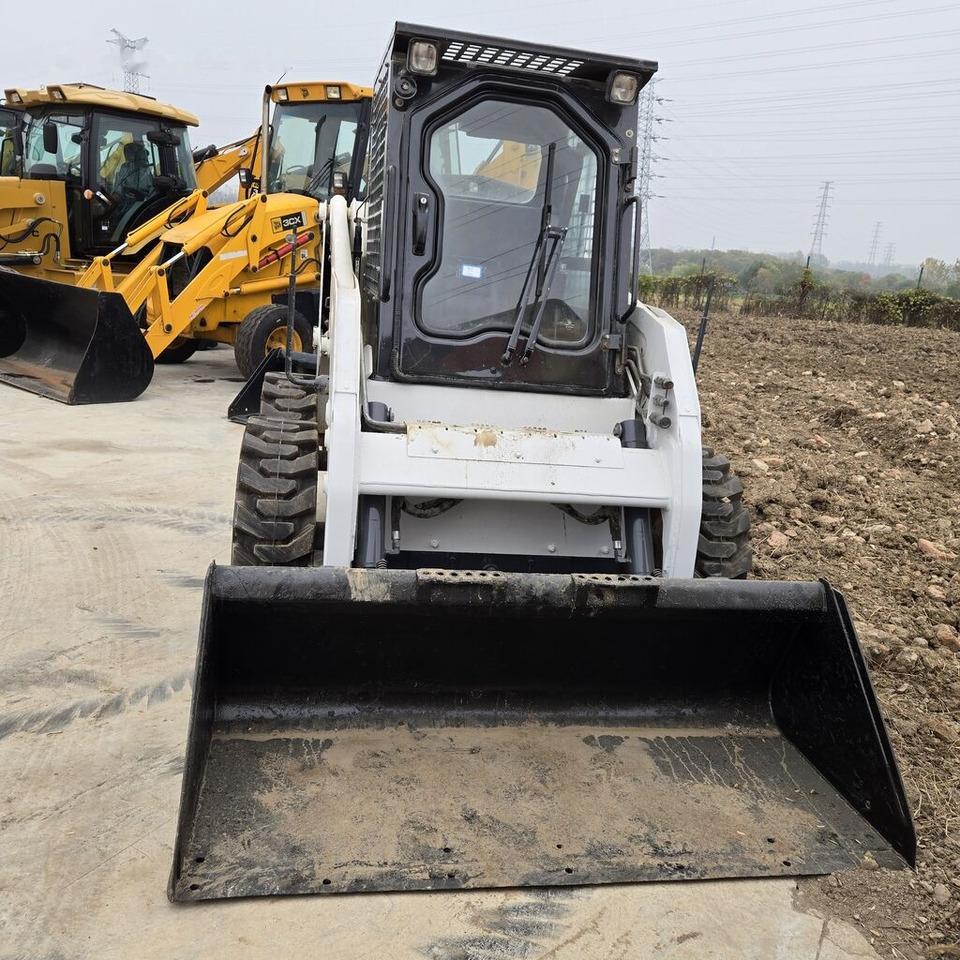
[3,83,199,126]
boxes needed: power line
[107,29,149,94]
[637,79,662,274]
[810,181,833,262]
[867,222,882,266]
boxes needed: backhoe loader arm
[139,193,322,357]
[194,131,261,196]
[76,189,212,293]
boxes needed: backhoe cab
[1,83,198,273]
[260,81,369,202]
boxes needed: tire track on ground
[0,670,193,741]
[0,498,231,535]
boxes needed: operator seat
[113,141,153,197]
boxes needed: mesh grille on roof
[441,41,584,76]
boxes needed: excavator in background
[0,81,370,402]
[169,23,914,903]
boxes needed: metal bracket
[647,371,674,430]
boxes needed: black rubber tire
[231,416,319,565]
[234,304,312,380]
[260,372,317,422]
[155,336,200,364]
[695,446,753,578]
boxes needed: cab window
[23,111,84,179]
[0,108,17,176]
[419,99,599,346]
[267,101,362,200]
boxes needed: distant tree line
[641,249,960,332]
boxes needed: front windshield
[420,99,599,347]
[22,110,84,179]
[0,107,18,176]
[90,113,197,245]
[267,101,362,200]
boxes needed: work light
[408,40,439,76]
[607,71,639,105]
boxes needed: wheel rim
[265,328,302,353]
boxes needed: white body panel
[322,200,702,576]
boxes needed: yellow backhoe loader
[0,81,371,402]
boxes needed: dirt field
[687,306,960,960]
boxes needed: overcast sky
[6,0,958,268]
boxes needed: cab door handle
[412,193,429,256]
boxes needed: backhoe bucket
[0,271,153,403]
[170,566,915,902]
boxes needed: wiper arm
[502,141,567,365]
[501,142,567,366]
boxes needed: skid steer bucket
[0,271,153,403]
[170,566,915,902]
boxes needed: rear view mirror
[151,174,180,192]
[147,129,181,147]
[42,121,58,155]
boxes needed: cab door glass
[420,100,598,346]
[91,115,164,245]
[23,111,84,179]
[0,108,18,176]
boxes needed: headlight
[606,71,639,106]
[408,39,439,76]
[276,87,289,102]
[325,85,341,100]
[8,91,22,104]
[50,87,66,102]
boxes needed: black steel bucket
[169,566,914,901]
[0,271,154,404]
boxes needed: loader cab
[262,82,371,203]
[362,25,655,396]
[8,84,199,259]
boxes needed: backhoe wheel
[695,446,753,579]
[234,304,312,380]
[260,372,318,423]
[155,336,200,365]
[232,416,319,566]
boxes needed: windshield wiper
[502,141,567,366]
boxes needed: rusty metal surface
[0,271,153,403]
[168,567,914,901]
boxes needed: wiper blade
[502,141,567,366]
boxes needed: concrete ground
[0,350,882,960]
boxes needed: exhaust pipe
[169,566,914,901]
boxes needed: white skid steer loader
[169,23,914,902]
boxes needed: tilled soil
[682,306,960,959]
